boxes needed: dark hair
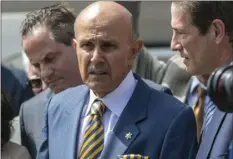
[1,91,14,147]
[20,3,76,46]
[175,1,233,44]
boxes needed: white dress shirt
[77,71,137,153]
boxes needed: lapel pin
[125,132,133,140]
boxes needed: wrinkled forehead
[77,25,130,44]
[75,13,133,42]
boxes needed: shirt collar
[190,76,207,94]
[86,71,137,117]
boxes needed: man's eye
[45,56,54,63]
[173,29,183,35]
[81,42,93,49]
[101,43,116,51]
[104,43,115,47]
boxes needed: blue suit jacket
[195,110,233,159]
[183,78,233,159]
[37,75,197,159]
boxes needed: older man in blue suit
[37,1,197,159]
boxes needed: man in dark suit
[171,2,233,158]
[1,65,34,116]
[19,4,83,159]
[37,2,197,159]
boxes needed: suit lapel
[196,109,226,158]
[60,86,89,159]
[101,124,139,158]
[100,75,150,158]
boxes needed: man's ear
[131,39,143,58]
[128,40,143,68]
[72,38,77,49]
[211,19,226,44]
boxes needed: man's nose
[40,65,53,80]
[90,47,105,65]
[170,35,182,51]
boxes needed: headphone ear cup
[207,71,214,98]
[207,67,222,103]
[207,64,233,112]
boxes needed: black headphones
[207,63,233,113]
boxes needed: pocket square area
[117,154,149,159]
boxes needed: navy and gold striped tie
[79,100,107,159]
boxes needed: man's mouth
[179,53,189,60]
[183,57,189,65]
[89,71,107,75]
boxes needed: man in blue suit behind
[37,1,197,159]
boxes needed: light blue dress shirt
[187,76,210,107]
[187,76,216,131]
[77,71,137,153]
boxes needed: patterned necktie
[193,87,206,142]
[79,100,107,159]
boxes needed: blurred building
[2,1,174,68]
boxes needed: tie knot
[91,100,107,117]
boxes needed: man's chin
[186,67,202,76]
[88,82,112,97]
[89,83,105,91]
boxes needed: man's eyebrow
[172,27,186,33]
[78,36,94,42]
[172,26,180,31]
[79,38,91,41]
[101,39,118,44]
[78,37,118,44]
[41,51,57,60]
